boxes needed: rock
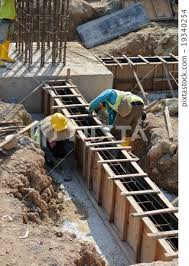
[70,0,96,25]
[69,0,97,40]
[55,231,63,238]
[132,105,178,194]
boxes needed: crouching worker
[0,0,16,67]
[89,89,146,146]
[34,113,76,166]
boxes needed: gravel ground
[51,155,131,266]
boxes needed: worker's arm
[89,89,114,113]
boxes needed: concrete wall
[0,73,113,113]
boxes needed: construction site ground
[0,102,128,266]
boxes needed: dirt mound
[133,99,178,194]
[75,245,106,265]
[0,135,65,224]
[90,22,178,56]
[0,101,32,125]
[0,193,106,266]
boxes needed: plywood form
[42,79,178,263]
[99,55,178,92]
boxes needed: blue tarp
[77,3,150,48]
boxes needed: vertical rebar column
[15,0,69,67]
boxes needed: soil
[0,102,106,265]
[0,193,105,266]
[90,22,178,57]
[132,99,178,194]
[69,1,178,57]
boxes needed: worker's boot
[0,45,6,67]
[0,40,16,63]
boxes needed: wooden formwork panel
[101,167,116,221]
[103,57,178,92]
[75,133,85,174]
[42,79,178,263]
[114,182,129,240]
[140,225,157,262]
[90,152,103,202]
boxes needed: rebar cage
[15,0,70,67]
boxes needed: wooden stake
[109,173,148,180]
[131,207,178,218]
[52,94,82,98]
[86,140,126,147]
[123,55,150,105]
[147,230,178,239]
[164,106,174,141]
[52,104,89,109]
[84,136,114,141]
[97,158,139,164]
[121,189,160,196]
[92,146,132,152]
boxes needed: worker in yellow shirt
[0,0,16,67]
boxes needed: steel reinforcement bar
[42,79,178,264]
[16,0,70,66]
[97,54,178,96]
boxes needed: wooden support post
[76,125,105,130]
[87,148,94,190]
[109,173,148,180]
[109,182,116,222]
[121,189,160,197]
[52,104,89,109]
[96,161,104,204]
[84,136,114,141]
[164,106,174,141]
[136,220,144,263]
[92,146,132,152]
[97,158,139,164]
[52,94,82,98]
[157,56,175,97]
[123,55,150,105]
[168,71,178,86]
[147,230,178,239]
[86,140,126,147]
[66,114,97,118]
[43,85,77,90]
[131,207,178,218]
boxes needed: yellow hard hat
[50,113,68,132]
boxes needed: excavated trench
[45,81,178,259]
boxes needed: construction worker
[89,89,146,145]
[34,113,76,163]
[0,0,16,67]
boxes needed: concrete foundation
[0,42,113,112]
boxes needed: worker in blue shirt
[89,89,146,145]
